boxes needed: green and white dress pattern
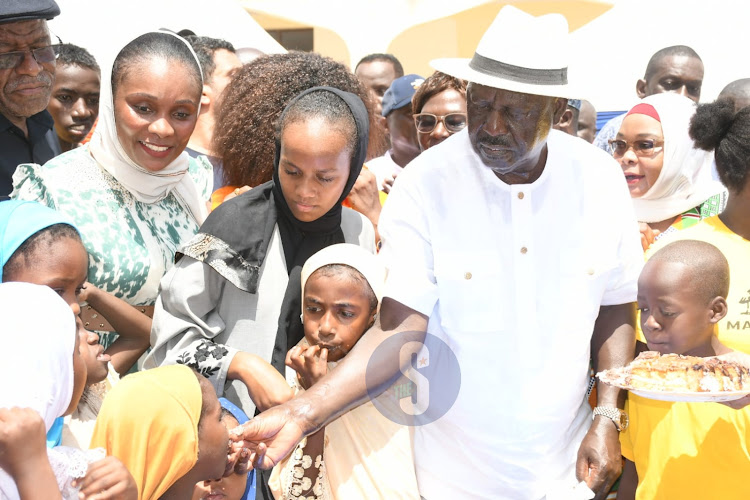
[12,146,212,348]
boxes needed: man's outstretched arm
[233,298,428,469]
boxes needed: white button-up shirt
[379,129,642,499]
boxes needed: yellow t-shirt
[620,393,750,499]
[640,215,750,354]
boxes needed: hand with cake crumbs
[286,342,329,390]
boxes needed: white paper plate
[598,375,750,402]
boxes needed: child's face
[193,376,230,483]
[277,118,352,223]
[637,260,722,356]
[303,272,376,362]
[66,317,88,416]
[8,236,88,309]
[192,414,248,500]
[10,237,108,383]
[75,314,110,385]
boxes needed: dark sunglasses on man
[0,42,62,71]
[414,112,468,134]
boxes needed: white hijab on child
[300,243,385,321]
[0,282,75,429]
[630,93,725,223]
[88,31,208,224]
[0,282,77,499]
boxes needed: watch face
[619,412,629,430]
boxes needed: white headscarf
[300,243,386,320]
[88,31,208,225]
[629,93,725,223]
[0,282,77,498]
[0,282,76,428]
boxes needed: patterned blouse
[12,147,212,345]
[655,191,728,242]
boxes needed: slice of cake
[598,351,750,393]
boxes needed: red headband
[626,103,661,122]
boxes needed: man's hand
[576,417,622,500]
[231,404,305,470]
[286,343,328,390]
[73,456,138,500]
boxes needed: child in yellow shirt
[618,239,750,500]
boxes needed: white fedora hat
[431,6,573,98]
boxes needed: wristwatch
[592,406,629,432]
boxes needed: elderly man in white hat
[234,7,642,500]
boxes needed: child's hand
[77,281,97,304]
[286,344,329,389]
[228,352,293,411]
[225,438,252,477]
[0,407,48,478]
[73,456,138,500]
[638,222,660,251]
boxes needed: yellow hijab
[90,365,201,500]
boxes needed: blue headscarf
[0,200,78,282]
[220,398,256,500]
[0,200,79,447]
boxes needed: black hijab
[179,86,369,372]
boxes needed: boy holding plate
[618,239,750,499]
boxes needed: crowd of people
[1,0,749,499]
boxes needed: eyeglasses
[608,139,664,157]
[414,112,468,134]
[0,44,60,70]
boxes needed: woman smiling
[612,93,725,250]
[12,32,211,370]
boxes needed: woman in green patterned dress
[12,31,211,371]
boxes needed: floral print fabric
[12,147,212,347]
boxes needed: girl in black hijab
[146,87,375,418]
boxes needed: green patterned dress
[11,146,212,348]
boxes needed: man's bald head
[718,78,750,112]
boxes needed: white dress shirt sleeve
[600,181,643,307]
[378,180,439,316]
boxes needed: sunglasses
[0,44,61,71]
[608,139,664,157]
[414,112,468,134]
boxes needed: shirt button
[587,268,595,275]
[517,192,525,199]
[464,272,472,280]
[520,247,528,254]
